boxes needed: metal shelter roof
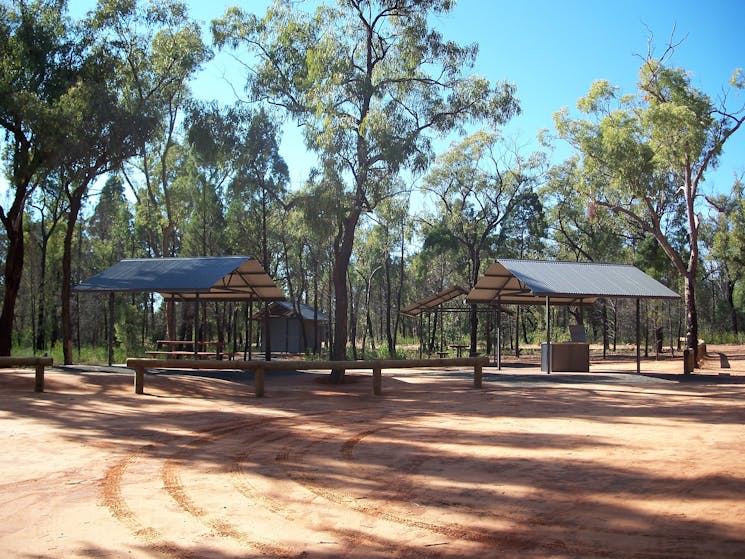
[401,286,468,317]
[75,256,285,302]
[466,259,680,305]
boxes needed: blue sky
[69,0,745,198]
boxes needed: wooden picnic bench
[145,350,218,359]
[0,356,53,392]
[126,356,490,398]
[149,340,224,360]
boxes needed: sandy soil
[1,345,744,558]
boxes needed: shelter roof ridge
[497,257,636,267]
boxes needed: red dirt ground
[1,345,744,558]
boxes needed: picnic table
[450,344,469,358]
[145,340,224,360]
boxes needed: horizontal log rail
[0,356,54,392]
[126,356,490,397]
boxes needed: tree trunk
[469,252,480,356]
[384,254,394,356]
[393,234,405,352]
[62,188,84,365]
[331,209,361,382]
[684,269,699,367]
[313,262,320,354]
[725,279,738,335]
[0,215,25,355]
[35,241,48,352]
[348,272,358,360]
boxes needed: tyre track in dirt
[230,414,421,557]
[276,419,561,555]
[101,417,294,558]
[102,402,649,558]
[101,449,202,559]
[335,422,704,559]
[161,413,341,558]
[217,411,450,558]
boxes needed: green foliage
[4,5,745,363]
[11,343,131,365]
[550,42,745,349]
[422,131,545,282]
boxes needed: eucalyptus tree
[542,158,627,263]
[213,0,519,379]
[27,178,66,352]
[88,0,209,344]
[705,179,745,335]
[495,189,547,259]
[95,0,212,260]
[182,101,246,257]
[552,42,745,359]
[58,20,170,363]
[83,175,148,352]
[542,159,630,350]
[373,194,411,356]
[233,108,289,272]
[0,0,80,355]
[422,131,541,355]
[220,107,289,357]
[178,150,228,257]
[349,220,386,357]
[291,178,338,355]
[88,176,135,266]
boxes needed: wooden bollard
[34,362,45,392]
[683,349,694,375]
[474,363,483,388]
[255,366,265,397]
[134,366,145,394]
[372,366,382,395]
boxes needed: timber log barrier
[126,356,490,397]
[0,356,53,392]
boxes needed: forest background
[1,0,743,366]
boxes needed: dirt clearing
[1,346,744,558]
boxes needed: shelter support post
[439,304,444,353]
[249,299,253,360]
[636,298,641,374]
[546,296,552,374]
[418,315,423,359]
[496,302,502,371]
[108,292,114,367]
[264,302,272,361]
[194,294,200,356]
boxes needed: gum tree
[553,42,745,361]
[422,131,543,355]
[0,0,79,355]
[213,0,518,379]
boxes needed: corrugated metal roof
[466,259,680,305]
[75,256,285,302]
[401,286,467,316]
